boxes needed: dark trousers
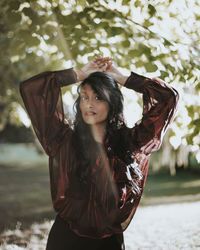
[46,215,125,250]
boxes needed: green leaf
[99,22,109,29]
[186,106,195,119]
[186,134,193,145]
[22,7,44,25]
[23,7,34,18]
[121,40,130,48]
[192,119,200,127]
[87,0,96,4]
[138,43,151,55]
[88,55,94,61]
[104,11,115,19]
[129,49,143,57]
[169,130,176,137]
[195,14,200,21]
[18,30,31,41]
[192,127,200,138]
[134,0,141,7]
[148,4,156,16]
[169,13,178,18]
[195,82,200,92]
[155,53,166,59]
[187,71,194,80]
[179,75,185,83]
[27,36,41,47]
[18,30,40,47]
[144,63,158,72]
[76,0,87,7]
[9,1,21,10]
[122,0,130,5]
[164,38,173,46]
[7,11,21,23]
[93,10,105,19]
[110,27,123,36]
[143,19,152,28]
[165,63,175,73]
[9,39,25,56]
[160,70,169,78]
[135,60,144,68]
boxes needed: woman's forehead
[80,84,110,100]
[80,84,93,93]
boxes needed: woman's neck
[90,123,107,144]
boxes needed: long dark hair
[70,72,133,184]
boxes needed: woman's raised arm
[124,72,179,155]
[104,60,179,155]
[19,58,107,156]
[20,68,78,156]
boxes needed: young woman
[20,57,179,250]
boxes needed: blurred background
[0,0,200,249]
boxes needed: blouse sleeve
[124,72,179,155]
[20,68,77,156]
[111,73,179,231]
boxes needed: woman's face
[79,84,109,126]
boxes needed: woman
[20,57,179,250]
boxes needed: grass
[0,143,200,233]
[0,163,54,233]
[142,169,200,205]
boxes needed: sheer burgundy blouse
[20,68,179,239]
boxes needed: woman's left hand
[74,57,112,81]
[100,59,128,86]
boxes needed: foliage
[1,0,200,163]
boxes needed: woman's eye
[95,96,102,100]
[80,96,87,101]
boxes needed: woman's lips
[86,111,96,116]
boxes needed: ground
[0,144,200,249]
[1,201,200,250]
[125,201,200,250]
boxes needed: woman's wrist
[73,68,87,82]
[115,74,128,86]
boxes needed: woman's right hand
[74,57,112,81]
[105,61,127,85]
[94,57,128,86]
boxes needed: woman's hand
[94,57,128,86]
[105,61,128,86]
[74,57,112,81]
[74,56,128,85]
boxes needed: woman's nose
[86,98,94,108]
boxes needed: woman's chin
[83,118,107,127]
[83,117,95,125]
[84,121,99,126]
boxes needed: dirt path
[1,201,200,249]
[125,201,200,250]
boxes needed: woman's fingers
[100,63,108,72]
[82,56,113,74]
[98,62,107,67]
[93,57,113,72]
[106,61,112,69]
[94,56,113,64]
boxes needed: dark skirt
[46,215,125,250]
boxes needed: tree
[1,0,200,170]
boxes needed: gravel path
[125,201,200,250]
[1,201,200,250]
